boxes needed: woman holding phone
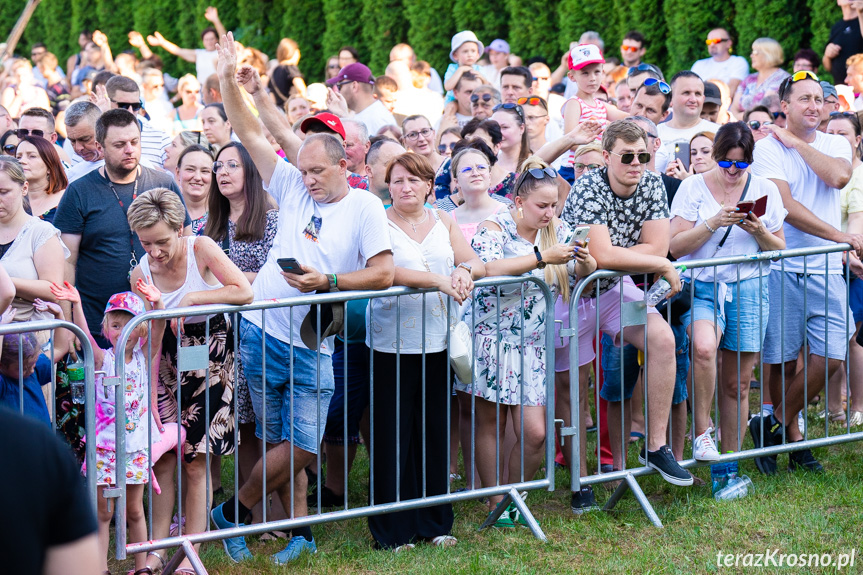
[668,122,786,468]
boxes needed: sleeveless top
[139,236,222,324]
[563,95,608,166]
[451,203,507,241]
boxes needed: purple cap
[486,39,510,54]
[104,291,146,317]
[326,62,375,87]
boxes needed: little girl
[51,280,165,575]
[561,43,628,183]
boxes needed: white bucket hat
[450,30,484,63]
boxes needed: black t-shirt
[828,18,863,82]
[270,64,304,108]
[661,173,682,206]
[0,407,98,573]
[53,166,191,338]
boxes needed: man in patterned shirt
[562,120,693,490]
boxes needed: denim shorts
[681,277,769,353]
[240,319,334,453]
[323,340,370,446]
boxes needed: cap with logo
[568,43,605,71]
[300,112,347,140]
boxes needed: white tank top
[139,236,222,324]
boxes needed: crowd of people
[4,3,863,572]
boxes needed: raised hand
[216,32,239,80]
[236,64,262,95]
[135,277,163,305]
[128,31,146,49]
[88,84,110,113]
[50,281,82,304]
[204,6,219,22]
[567,120,602,146]
[147,32,165,47]
[92,30,109,48]
[326,87,349,117]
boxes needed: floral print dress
[454,208,568,406]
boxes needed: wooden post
[1,0,44,62]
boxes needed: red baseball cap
[300,112,346,140]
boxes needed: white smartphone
[569,226,590,246]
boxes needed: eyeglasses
[459,164,489,175]
[717,160,750,169]
[328,64,341,70]
[492,102,524,120]
[405,128,433,141]
[772,111,786,120]
[574,162,602,172]
[621,46,639,53]
[524,166,557,179]
[643,77,671,94]
[747,120,773,130]
[16,128,44,139]
[609,151,650,164]
[335,80,353,90]
[114,101,143,112]
[517,96,546,108]
[213,160,242,174]
[532,76,550,82]
[790,70,819,83]
[2,144,16,154]
[705,38,729,46]
[470,93,493,104]
[438,142,457,154]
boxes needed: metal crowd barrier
[566,243,863,527]
[0,319,98,512]
[107,276,556,565]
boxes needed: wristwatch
[328,273,339,292]
[457,262,472,275]
[534,246,547,270]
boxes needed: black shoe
[638,445,693,486]
[600,464,615,474]
[307,486,344,508]
[571,486,599,515]
[748,413,782,475]
[788,447,824,473]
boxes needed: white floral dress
[455,209,568,406]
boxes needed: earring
[517,206,524,219]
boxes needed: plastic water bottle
[67,360,85,404]
[725,452,739,481]
[714,475,753,501]
[645,265,687,307]
[710,462,728,494]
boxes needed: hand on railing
[0,307,15,325]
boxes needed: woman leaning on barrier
[669,122,786,467]
[461,156,596,527]
[125,188,253,572]
[366,153,484,551]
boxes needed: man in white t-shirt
[210,36,394,565]
[691,28,749,95]
[749,72,863,476]
[656,71,720,173]
[327,63,397,137]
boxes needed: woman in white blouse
[670,122,785,461]
[367,153,484,551]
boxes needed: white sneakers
[693,427,721,461]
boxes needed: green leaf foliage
[322,0,366,67]
[505,0,558,63]
[662,0,729,76]
[361,0,409,75]
[452,1,509,61]
[404,0,455,75]
[558,0,618,56]
[733,0,810,74]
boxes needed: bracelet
[704,220,717,233]
[331,273,338,288]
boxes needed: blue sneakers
[210,502,252,563]
[272,536,317,565]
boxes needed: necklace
[393,207,429,232]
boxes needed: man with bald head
[365,138,406,204]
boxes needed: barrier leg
[602,473,663,528]
[161,538,209,574]
[478,487,547,541]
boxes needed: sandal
[130,569,153,575]
[393,543,415,552]
[850,410,863,427]
[260,530,288,542]
[430,535,457,547]
[146,552,164,574]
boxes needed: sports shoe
[748,413,783,475]
[509,494,539,527]
[693,427,721,461]
[638,445,693,486]
[488,504,515,528]
[571,486,599,515]
[788,447,824,473]
[272,536,317,565]
[210,503,252,563]
[307,486,343,509]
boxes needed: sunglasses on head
[747,120,773,130]
[2,144,16,154]
[705,38,729,46]
[525,166,557,179]
[16,128,44,139]
[438,142,457,154]
[790,70,819,83]
[643,77,671,94]
[114,101,143,112]
[470,93,493,104]
[609,151,650,164]
[492,102,524,120]
[517,96,546,108]
[717,160,750,169]
[627,63,658,77]
[830,111,857,119]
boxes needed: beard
[105,157,138,179]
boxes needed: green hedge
[3,0,845,84]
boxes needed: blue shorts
[850,278,863,325]
[323,340,370,446]
[681,277,769,353]
[240,319,334,453]
[762,271,849,363]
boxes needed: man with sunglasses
[625,62,665,93]
[620,31,646,69]
[520,95,564,157]
[562,120,693,488]
[105,75,171,169]
[469,85,500,121]
[326,62,396,138]
[656,71,719,173]
[818,81,841,132]
[749,70,862,475]
[18,107,71,163]
[435,71,482,132]
[691,28,749,96]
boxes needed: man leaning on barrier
[209,34,395,565]
[562,120,694,488]
[749,70,863,475]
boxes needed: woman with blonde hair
[171,74,203,135]
[731,38,790,114]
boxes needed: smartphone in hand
[277,258,306,275]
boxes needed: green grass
[111,402,863,574]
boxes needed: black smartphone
[277,258,306,275]
[674,143,691,172]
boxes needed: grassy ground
[112,403,863,574]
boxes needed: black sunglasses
[492,102,524,120]
[772,111,786,120]
[2,144,16,154]
[115,101,143,112]
[16,128,44,139]
[525,166,557,180]
[438,142,457,154]
[610,151,651,164]
[470,93,493,104]
[747,120,773,130]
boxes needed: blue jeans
[323,340,370,446]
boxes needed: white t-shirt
[479,64,502,89]
[656,118,721,173]
[242,160,392,352]
[66,159,104,183]
[670,173,786,283]
[353,100,397,137]
[691,56,750,87]
[433,112,472,132]
[195,49,218,88]
[751,131,853,273]
[394,88,443,126]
